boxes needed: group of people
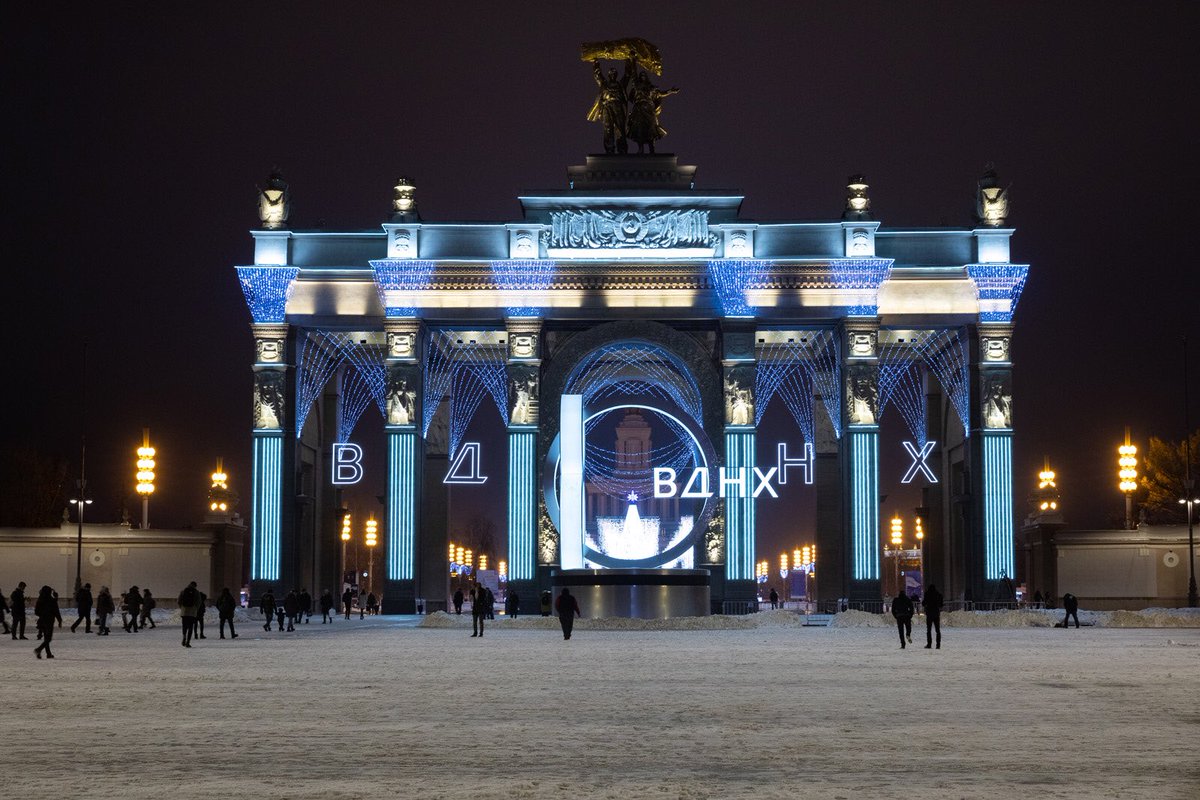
[889,585,945,650]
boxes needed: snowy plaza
[4,611,1198,800]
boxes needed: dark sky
[4,3,1196,544]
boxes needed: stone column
[721,323,757,607]
[381,319,423,613]
[969,323,1016,600]
[249,323,292,597]
[841,320,882,601]
[506,318,542,613]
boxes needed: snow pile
[828,609,891,628]
[1104,607,1200,628]
[420,608,818,631]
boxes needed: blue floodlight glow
[508,431,536,581]
[706,259,770,317]
[755,330,842,441]
[490,259,556,317]
[250,432,283,580]
[982,432,1015,580]
[829,258,893,317]
[422,332,509,457]
[387,431,416,580]
[850,430,880,580]
[236,266,299,323]
[370,259,436,317]
[724,430,756,580]
[966,264,1029,322]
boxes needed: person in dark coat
[33,585,62,659]
[923,584,944,649]
[768,587,779,609]
[216,588,238,639]
[195,590,208,638]
[178,582,201,647]
[507,590,520,619]
[891,592,915,648]
[139,588,157,630]
[342,588,353,620]
[366,592,378,615]
[453,588,464,615]
[283,590,300,632]
[0,586,10,635]
[11,582,29,640]
[299,588,312,623]
[95,586,115,635]
[123,586,143,632]
[71,583,93,633]
[555,588,581,640]
[319,589,335,623]
[1062,592,1080,628]
[260,590,277,631]
[470,587,487,637]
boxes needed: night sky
[5,4,1196,549]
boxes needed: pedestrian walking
[555,588,581,640]
[11,582,29,640]
[216,588,238,639]
[139,588,157,629]
[261,589,277,631]
[0,587,10,635]
[891,592,915,649]
[283,590,299,631]
[299,588,312,623]
[769,587,779,609]
[453,588,464,615]
[33,585,62,659]
[507,590,520,619]
[195,590,208,638]
[342,588,353,620]
[320,589,334,623]
[471,587,487,637]
[923,584,944,649]
[71,583,93,633]
[95,587,115,635]
[123,586,142,632]
[178,581,201,647]
[485,587,495,620]
[1061,592,1080,628]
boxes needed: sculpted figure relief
[581,38,677,155]
[975,164,1010,227]
[257,170,290,229]
[253,371,285,429]
[386,377,417,426]
[982,374,1013,429]
[509,370,539,426]
[626,68,678,154]
[846,369,878,426]
[724,369,755,426]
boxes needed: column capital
[383,318,424,362]
[505,317,544,362]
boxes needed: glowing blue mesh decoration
[966,264,1028,322]
[829,259,892,317]
[582,410,698,498]
[878,339,928,448]
[754,330,841,438]
[706,259,771,317]
[236,266,299,323]
[878,329,970,437]
[296,331,388,440]
[564,342,703,427]
[490,260,556,317]
[296,333,342,437]
[370,259,436,317]
[423,332,508,457]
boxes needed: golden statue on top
[581,38,679,155]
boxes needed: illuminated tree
[1139,430,1200,524]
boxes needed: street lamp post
[889,515,904,599]
[1118,429,1138,531]
[340,514,351,592]
[365,518,378,598]
[1182,336,1197,607]
[69,478,93,595]
[915,516,925,592]
[135,428,156,530]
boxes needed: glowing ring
[89,550,106,567]
[1163,552,1179,568]
[543,403,715,569]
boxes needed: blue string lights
[236,266,299,323]
[490,259,556,317]
[829,259,892,317]
[564,342,704,427]
[296,332,388,440]
[422,331,508,457]
[877,329,970,439]
[754,330,842,439]
[370,259,436,317]
[966,264,1028,322]
[706,259,770,317]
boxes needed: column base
[848,578,882,603]
[381,579,416,614]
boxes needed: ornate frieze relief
[549,209,714,249]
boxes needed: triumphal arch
[234,44,1026,614]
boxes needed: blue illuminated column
[970,322,1018,596]
[842,320,881,598]
[505,318,542,593]
[721,324,757,602]
[382,318,423,613]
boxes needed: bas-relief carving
[981,335,1011,362]
[846,366,878,426]
[549,209,713,250]
[982,372,1013,429]
[391,229,416,257]
[253,370,285,429]
[385,366,418,427]
[537,499,559,565]
[513,231,537,257]
[387,330,416,359]
[509,332,539,360]
[508,366,539,426]
[703,504,724,564]
[724,366,755,426]
[848,331,877,359]
[255,337,284,364]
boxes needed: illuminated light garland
[490,259,556,317]
[580,410,698,498]
[236,266,299,323]
[755,330,842,438]
[423,331,508,456]
[829,258,892,317]
[877,339,928,448]
[370,259,436,317]
[564,342,704,426]
[917,329,970,435]
[296,332,389,440]
[966,264,1028,322]
[706,259,771,317]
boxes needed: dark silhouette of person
[299,588,312,623]
[95,586,115,635]
[342,588,353,620]
[276,602,286,630]
[555,588,581,640]
[1062,592,1080,628]
[178,582,201,647]
[1032,589,1044,608]
[540,590,552,617]
[216,588,238,639]
[923,584,944,649]
[453,589,464,615]
[485,587,495,620]
[507,590,520,619]
[195,590,208,638]
[366,592,378,615]
[71,583,93,633]
[11,582,29,639]
[0,586,10,635]
[471,587,487,637]
[320,589,334,623]
[283,590,299,631]
[891,592,915,648]
[769,588,779,609]
[33,585,62,659]
[260,590,277,631]
[123,586,142,632]
[139,588,157,629]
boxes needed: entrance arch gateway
[234,152,1028,614]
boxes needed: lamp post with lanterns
[341,514,351,592]
[69,475,93,595]
[365,518,378,597]
[1118,429,1138,530]
[135,428,156,529]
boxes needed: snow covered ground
[3,610,1197,799]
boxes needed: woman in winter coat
[33,585,62,658]
[319,590,335,624]
[95,587,115,635]
[123,586,143,633]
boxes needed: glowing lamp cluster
[1037,461,1059,511]
[365,518,378,550]
[1118,442,1138,494]
[341,514,352,543]
[135,433,156,496]
[890,515,904,548]
[755,560,770,584]
[209,458,230,512]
